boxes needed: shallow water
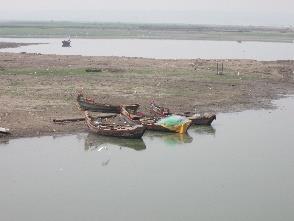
[0,38,294,60]
[0,96,294,220]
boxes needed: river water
[0,38,293,60]
[0,96,293,221]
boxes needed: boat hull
[188,115,216,125]
[77,94,139,113]
[84,112,146,139]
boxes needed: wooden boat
[149,102,216,126]
[84,111,146,138]
[62,39,71,47]
[185,113,216,126]
[121,107,192,134]
[77,93,139,114]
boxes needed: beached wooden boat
[149,102,216,125]
[84,111,146,138]
[77,93,139,113]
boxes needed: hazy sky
[2,0,294,12]
[1,0,294,26]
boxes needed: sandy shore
[0,51,293,138]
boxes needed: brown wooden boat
[84,111,146,138]
[62,39,71,47]
[185,113,216,126]
[77,93,139,113]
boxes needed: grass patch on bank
[0,66,263,83]
[0,67,107,76]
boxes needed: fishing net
[155,115,191,134]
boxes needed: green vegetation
[0,66,264,82]
[0,67,102,76]
[0,21,294,43]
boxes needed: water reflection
[84,133,146,151]
[1,97,294,221]
[145,131,193,146]
[190,125,216,136]
[0,137,9,145]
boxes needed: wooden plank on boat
[53,117,85,123]
[53,113,117,123]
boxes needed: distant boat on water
[62,38,71,47]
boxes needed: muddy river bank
[0,39,293,138]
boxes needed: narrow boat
[184,113,216,126]
[77,93,139,113]
[84,111,145,138]
[150,102,216,126]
